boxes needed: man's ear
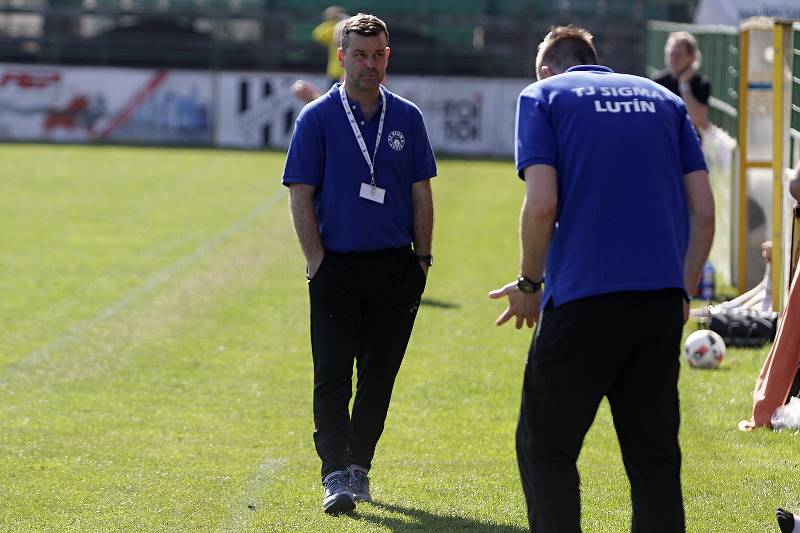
[539,65,557,80]
[337,47,345,67]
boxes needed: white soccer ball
[684,330,725,369]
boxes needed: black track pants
[516,289,686,533]
[308,246,426,478]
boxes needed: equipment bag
[708,308,778,347]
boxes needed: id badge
[359,182,386,204]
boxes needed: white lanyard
[339,83,386,189]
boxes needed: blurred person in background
[490,25,714,532]
[283,13,436,516]
[740,163,800,431]
[314,5,349,88]
[291,6,348,104]
[652,31,711,134]
[291,79,322,104]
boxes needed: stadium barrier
[0,63,531,157]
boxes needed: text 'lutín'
[570,86,665,114]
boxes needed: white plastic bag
[771,397,800,431]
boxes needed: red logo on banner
[0,71,61,88]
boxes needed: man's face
[339,32,390,93]
[668,42,693,75]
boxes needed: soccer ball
[684,330,725,369]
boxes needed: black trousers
[308,246,426,478]
[516,289,685,533]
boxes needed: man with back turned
[490,25,715,532]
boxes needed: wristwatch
[517,275,543,294]
[415,254,433,267]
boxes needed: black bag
[708,308,778,347]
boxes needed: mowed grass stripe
[216,457,287,533]
[1,185,286,385]
[0,145,277,366]
[0,145,301,530]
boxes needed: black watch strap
[517,275,543,294]
[415,254,433,267]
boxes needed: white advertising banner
[0,64,213,144]
[215,72,328,149]
[389,76,528,156]
[0,63,531,156]
[215,71,531,156]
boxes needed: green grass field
[0,144,796,532]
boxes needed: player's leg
[516,293,634,532]
[308,252,362,480]
[607,289,685,533]
[347,251,425,479]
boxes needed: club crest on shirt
[387,131,405,151]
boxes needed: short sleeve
[678,107,708,174]
[515,91,557,179]
[411,109,437,182]
[282,108,324,187]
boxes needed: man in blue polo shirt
[489,26,714,532]
[282,13,436,516]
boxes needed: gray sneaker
[322,470,355,515]
[348,465,372,502]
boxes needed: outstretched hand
[488,280,542,329]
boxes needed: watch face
[517,276,542,294]
[517,277,535,294]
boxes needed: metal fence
[792,21,800,160]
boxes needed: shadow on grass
[420,298,461,309]
[348,501,527,532]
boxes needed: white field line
[1,186,287,382]
[217,457,287,533]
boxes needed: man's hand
[307,253,325,279]
[417,261,429,276]
[488,280,541,329]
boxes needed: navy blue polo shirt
[515,65,708,307]
[282,84,437,252]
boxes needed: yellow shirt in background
[312,20,344,82]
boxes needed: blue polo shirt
[515,65,708,307]
[282,83,437,252]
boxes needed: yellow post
[737,29,750,293]
[771,22,784,311]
